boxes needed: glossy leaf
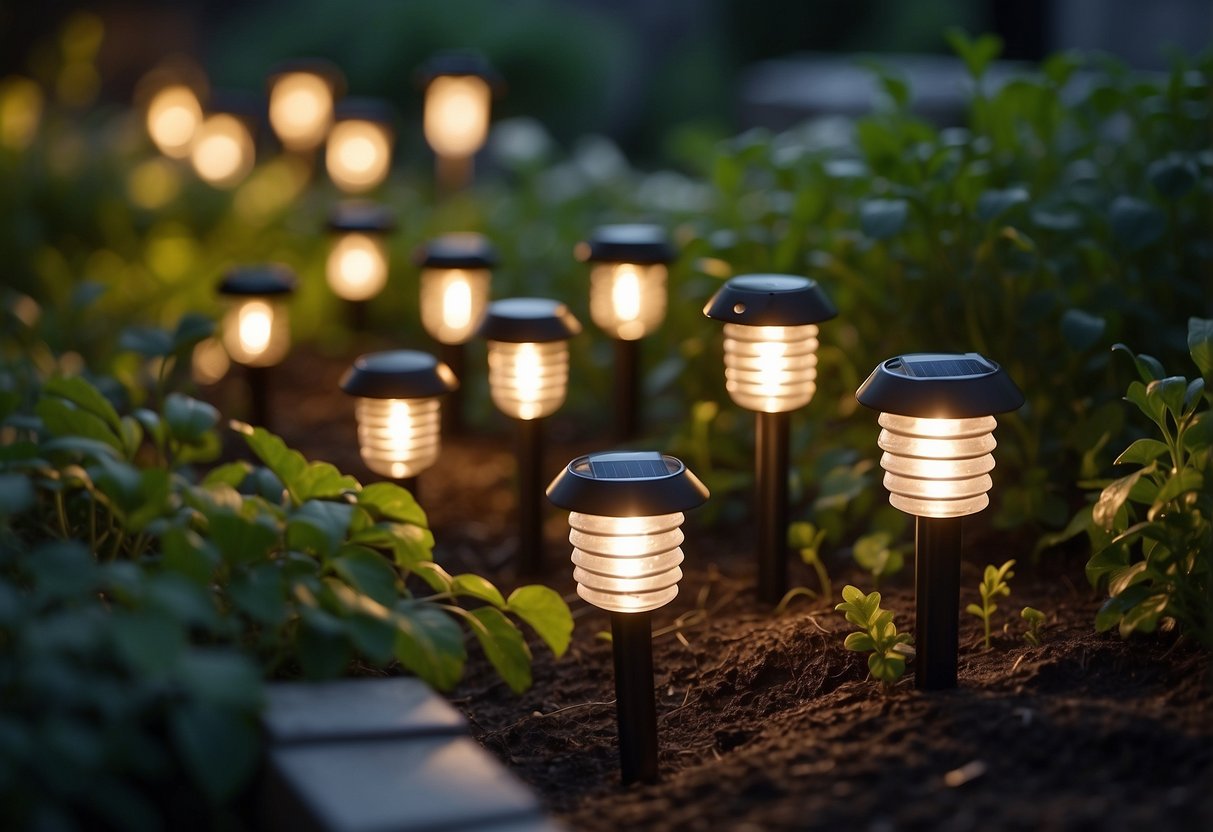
[506,585,573,658]
[395,603,466,690]
[467,606,532,694]
[859,199,909,240]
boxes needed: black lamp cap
[547,451,710,518]
[855,352,1025,418]
[415,232,498,269]
[339,350,459,399]
[477,298,581,343]
[333,96,396,126]
[416,51,503,91]
[327,201,396,234]
[703,274,837,326]
[266,58,346,95]
[218,264,297,296]
[576,224,675,265]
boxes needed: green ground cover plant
[966,559,1015,649]
[835,584,914,688]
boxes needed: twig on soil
[485,699,617,738]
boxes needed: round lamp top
[333,96,395,125]
[416,51,501,88]
[327,201,396,234]
[547,451,710,518]
[218,264,297,296]
[478,297,582,343]
[339,350,459,399]
[703,274,837,326]
[266,58,345,92]
[415,232,498,269]
[577,224,675,265]
[856,352,1024,419]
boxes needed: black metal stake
[755,410,790,605]
[613,338,640,441]
[347,299,369,332]
[398,477,419,499]
[516,416,544,576]
[247,365,272,431]
[609,611,659,785]
[440,342,466,435]
[915,515,963,690]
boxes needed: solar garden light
[325,98,394,194]
[339,350,458,495]
[217,265,297,430]
[415,232,498,434]
[419,52,499,194]
[326,201,396,326]
[855,352,1024,691]
[547,451,709,785]
[143,80,203,160]
[576,224,676,440]
[267,59,344,154]
[191,98,257,188]
[703,275,837,606]
[479,299,581,575]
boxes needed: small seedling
[852,531,906,587]
[966,559,1015,649]
[774,521,830,613]
[835,585,914,688]
[1022,606,1046,646]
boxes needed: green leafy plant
[835,584,914,688]
[1022,606,1047,646]
[966,559,1015,649]
[1083,318,1212,647]
[852,531,907,586]
[775,521,830,613]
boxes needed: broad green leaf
[203,461,252,488]
[28,542,97,602]
[160,527,218,584]
[296,607,352,678]
[411,560,453,592]
[331,545,399,606]
[843,631,874,652]
[1189,317,1213,380]
[42,376,122,433]
[946,29,1002,78]
[1147,154,1198,199]
[1060,309,1106,352]
[859,199,908,240]
[36,398,122,452]
[170,313,216,354]
[394,603,466,690]
[452,574,507,608]
[164,394,219,444]
[506,585,573,658]
[118,415,143,459]
[169,703,259,802]
[286,500,354,559]
[174,649,263,711]
[1150,471,1204,513]
[965,603,985,617]
[467,606,532,694]
[1093,465,1153,530]
[357,481,428,527]
[207,512,278,566]
[228,563,287,626]
[1125,381,1167,429]
[345,614,397,663]
[976,187,1028,220]
[1108,196,1165,251]
[351,521,435,570]
[243,428,307,500]
[1112,343,1165,383]
[1184,378,1205,411]
[111,608,187,675]
[840,585,864,604]
[0,473,34,515]
[1119,592,1167,636]
[1147,376,1188,420]
[118,326,173,357]
[1114,438,1168,466]
[1107,561,1149,596]
[868,651,905,683]
[1184,411,1213,452]
[294,462,360,503]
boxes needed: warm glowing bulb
[326,120,391,192]
[223,298,290,367]
[355,397,442,478]
[590,263,667,341]
[327,233,388,301]
[146,85,201,159]
[877,413,998,518]
[569,511,685,613]
[191,113,254,187]
[420,267,491,345]
[269,72,333,151]
[424,75,491,158]
[487,340,569,421]
[722,323,818,412]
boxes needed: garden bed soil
[210,348,1213,832]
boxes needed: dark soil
[211,347,1213,832]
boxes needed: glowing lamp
[479,298,581,575]
[339,350,458,490]
[704,275,837,605]
[418,52,500,192]
[218,265,297,429]
[548,451,709,785]
[267,60,343,152]
[326,201,395,302]
[325,98,395,193]
[417,233,497,346]
[856,352,1024,690]
[145,83,203,159]
[191,101,256,188]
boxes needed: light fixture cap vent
[856,352,1024,418]
[326,200,396,234]
[703,274,837,326]
[414,232,498,269]
[577,224,675,265]
[547,451,710,518]
[416,51,503,91]
[477,297,581,343]
[339,350,459,399]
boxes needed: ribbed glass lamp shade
[722,323,819,413]
[877,413,997,518]
[487,340,569,421]
[421,267,491,344]
[590,263,667,341]
[327,233,388,301]
[424,75,491,158]
[146,84,201,159]
[355,397,442,478]
[569,511,685,613]
[191,113,255,188]
[326,119,392,192]
[222,298,290,367]
[269,71,334,151]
